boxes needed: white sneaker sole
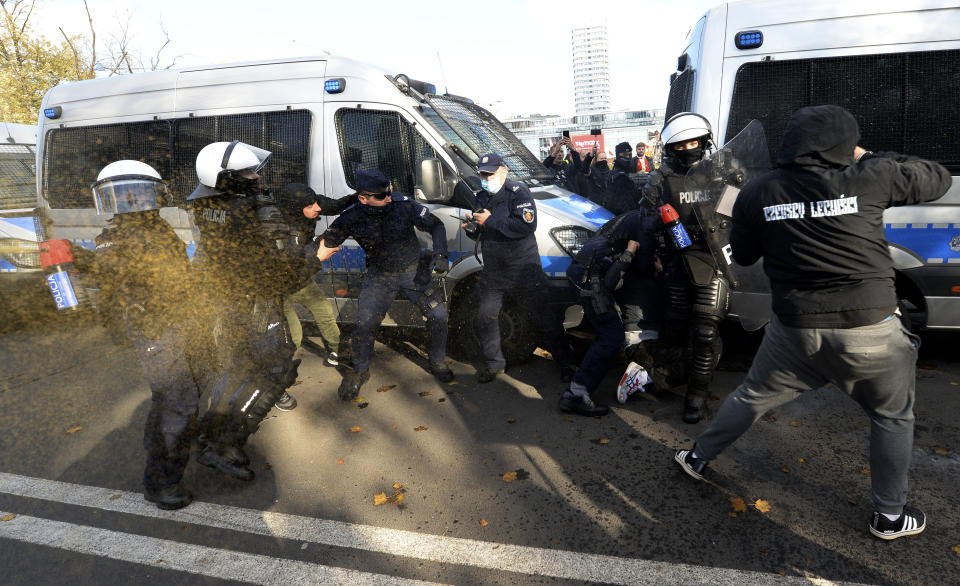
[869,518,926,540]
[674,450,704,481]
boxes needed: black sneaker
[197,445,255,481]
[429,362,454,383]
[476,367,504,384]
[275,391,297,411]
[324,351,339,367]
[869,506,926,540]
[338,369,369,401]
[558,392,609,417]
[144,484,193,511]
[675,448,708,480]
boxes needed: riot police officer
[316,169,452,399]
[89,160,202,509]
[187,140,301,479]
[466,153,573,383]
[642,113,726,423]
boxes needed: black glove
[432,252,449,276]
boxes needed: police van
[666,0,960,329]
[0,122,41,286]
[35,56,612,362]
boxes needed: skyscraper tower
[571,24,611,115]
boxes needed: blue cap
[476,153,505,173]
[355,169,391,193]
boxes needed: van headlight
[550,226,593,257]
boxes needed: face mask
[481,176,503,194]
[674,146,704,168]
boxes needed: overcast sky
[33,0,720,118]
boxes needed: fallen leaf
[952,544,960,557]
[393,483,403,490]
[418,391,432,397]
[789,421,801,427]
[599,438,610,444]
[729,497,747,513]
[376,385,396,392]
[797,458,805,463]
[753,499,772,513]
[337,459,345,465]
[780,467,790,474]
[448,381,459,385]
[847,499,858,506]
[480,519,489,526]
[414,425,428,432]
[562,415,573,422]
[934,447,948,455]
[950,382,959,386]
[1,514,16,522]
[373,492,388,506]
[353,397,366,403]
[506,418,517,424]
[502,471,518,483]
[728,512,738,518]
[762,414,776,422]
[349,426,363,433]
[391,425,397,430]
[778,570,786,576]
[109,494,122,501]
[388,492,404,506]
[861,468,871,476]
[65,426,83,434]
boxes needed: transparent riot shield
[685,120,772,330]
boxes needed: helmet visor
[223,141,272,174]
[91,175,170,215]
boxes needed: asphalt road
[0,315,958,585]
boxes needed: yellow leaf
[599,438,610,444]
[1,514,15,522]
[393,483,403,490]
[479,519,489,527]
[388,492,404,506]
[414,425,428,432]
[109,494,122,501]
[952,544,960,556]
[728,512,738,518]
[789,421,800,427]
[65,426,83,434]
[448,381,459,385]
[349,426,363,433]
[336,459,345,465]
[934,447,948,455]
[780,467,790,474]
[373,493,388,506]
[861,468,871,476]
[502,471,518,483]
[353,397,365,403]
[753,499,772,513]
[376,385,396,393]
[950,382,959,386]
[729,497,747,513]
[797,458,805,463]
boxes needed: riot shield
[685,120,772,330]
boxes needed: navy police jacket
[322,194,447,273]
[471,179,542,289]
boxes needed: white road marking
[0,510,435,586]
[0,472,867,585]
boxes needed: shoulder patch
[419,207,427,217]
[522,208,535,224]
[510,184,520,192]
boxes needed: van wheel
[448,283,537,366]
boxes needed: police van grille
[0,147,38,211]
[424,95,548,182]
[726,49,960,173]
[665,69,695,120]
[43,110,311,209]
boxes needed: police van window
[725,49,960,172]
[419,106,477,159]
[43,121,171,209]
[0,145,37,210]
[336,108,436,194]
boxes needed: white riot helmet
[187,140,272,200]
[660,112,714,169]
[90,160,169,215]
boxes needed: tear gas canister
[40,239,87,311]
[659,204,692,250]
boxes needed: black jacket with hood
[731,105,952,328]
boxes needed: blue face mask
[481,176,503,194]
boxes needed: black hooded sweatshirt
[731,105,952,328]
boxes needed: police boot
[144,484,193,511]
[338,370,370,401]
[197,445,255,481]
[683,385,709,424]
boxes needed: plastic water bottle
[659,204,692,250]
[40,239,87,312]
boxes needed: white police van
[36,56,612,362]
[667,0,960,329]
[0,122,41,284]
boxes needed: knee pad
[690,321,720,381]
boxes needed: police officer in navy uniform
[466,153,573,383]
[90,160,202,510]
[316,169,452,399]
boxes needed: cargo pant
[282,279,341,351]
[694,314,920,515]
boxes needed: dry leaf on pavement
[418,391,432,397]
[934,447,948,455]
[109,494,122,501]
[780,467,790,473]
[479,519,489,527]
[1,514,16,522]
[952,544,960,556]
[789,421,800,427]
[373,493,388,506]
[393,483,403,490]
[376,385,397,392]
[861,468,871,475]
[506,418,517,424]
[414,425,428,432]
[353,397,365,403]
[349,426,363,433]
[599,438,610,444]
[502,471,518,483]
[65,426,82,434]
[729,497,747,513]
[337,459,345,465]
[388,492,404,506]
[753,499,772,513]
[797,457,806,463]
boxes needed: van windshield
[421,95,553,183]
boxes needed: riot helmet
[187,140,272,201]
[660,112,713,171]
[90,160,169,215]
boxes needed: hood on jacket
[776,105,860,169]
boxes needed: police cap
[476,152,505,173]
[355,169,391,194]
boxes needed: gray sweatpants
[695,314,920,515]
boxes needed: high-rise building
[571,24,611,115]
